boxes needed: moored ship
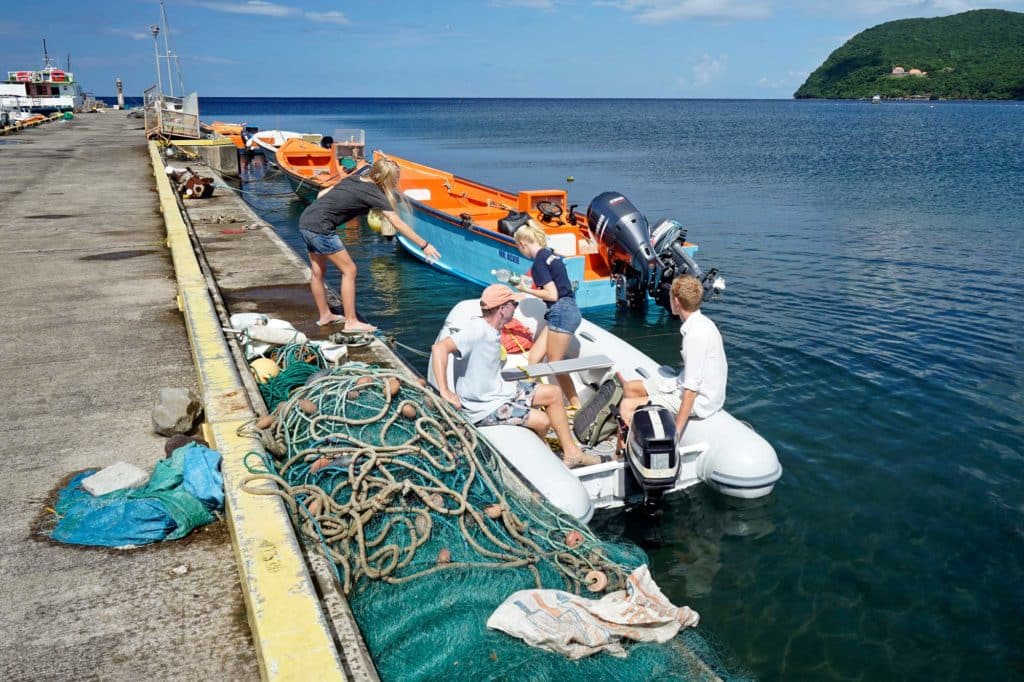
[1,42,84,113]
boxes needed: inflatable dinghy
[429,298,782,522]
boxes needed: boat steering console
[536,200,563,223]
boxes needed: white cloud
[690,53,727,87]
[187,55,241,64]
[109,27,151,41]
[822,0,1024,15]
[756,70,807,88]
[491,0,558,8]
[305,10,351,25]
[603,0,771,23]
[190,1,299,17]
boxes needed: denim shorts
[299,228,345,255]
[545,297,582,335]
[477,382,537,426]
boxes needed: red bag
[500,319,534,354]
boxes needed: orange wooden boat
[208,121,258,150]
[276,138,353,202]
[384,152,723,309]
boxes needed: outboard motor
[624,405,680,503]
[650,218,725,308]
[587,192,659,308]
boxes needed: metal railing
[144,86,200,139]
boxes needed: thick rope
[239,365,630,596]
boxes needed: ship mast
[157,0,186,97]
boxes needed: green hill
[794,9,1024,100]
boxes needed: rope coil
[240,364,630,596]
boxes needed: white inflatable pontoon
[429,297,782,522]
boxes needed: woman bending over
[297,155,441,332]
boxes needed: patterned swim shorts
[477,381,537,427]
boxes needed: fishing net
[255,341,329,411]
[241,363,743,681]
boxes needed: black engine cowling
[587,192,722,309]
[624,405,680,501]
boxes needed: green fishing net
[243,364,744,681]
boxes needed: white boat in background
[247,129,304,166]
[1,41,84,113]
[872,94,882,104]
[429,297,782,522]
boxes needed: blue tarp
[51,443,224,547]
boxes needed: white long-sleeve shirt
[676,310,727,418]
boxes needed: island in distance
[795,9,1024,100]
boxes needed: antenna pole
[159,0,175,96]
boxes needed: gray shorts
[477,382,537,426]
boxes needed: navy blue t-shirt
[531,247,574,307]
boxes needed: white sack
[486,565,698,659]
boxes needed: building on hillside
[891,66,927,77]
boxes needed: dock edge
[149,142,346,681]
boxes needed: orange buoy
[584,570,608,592]
[565,530,584,548]
[437,548,451,564]
[347,390,361,400]
[306,498,323,516]
[356,376,374,386]
[298,399,317,414]
[310,456,331,473]
[255,414,276,430]
[429,493,444,508]
[484,504,503,519]
[401,404,417,419]
[387,377,401,397]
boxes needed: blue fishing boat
[384,152,724,310]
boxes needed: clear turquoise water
[201,98,1024,680]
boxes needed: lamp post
[150,25,163,96]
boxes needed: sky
[2,0,1023,99]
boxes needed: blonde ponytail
[368,157,401,210]
[514,219,548,249]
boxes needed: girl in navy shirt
[514,220,582,409]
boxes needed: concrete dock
[0,112,261,678]
[0,108,394,680]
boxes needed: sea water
[199,97,1024,680]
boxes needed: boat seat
[500,355,613,381]
[403,178,462,209]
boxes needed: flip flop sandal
[315,318,345,327]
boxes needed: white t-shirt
[677,310,727,418]
[449,316,517,423]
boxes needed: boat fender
[367,209,382,232]
[250,358,280,383]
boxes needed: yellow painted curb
[149,142,346,681]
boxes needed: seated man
[619,274,727,439]
[431,284,600,469]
